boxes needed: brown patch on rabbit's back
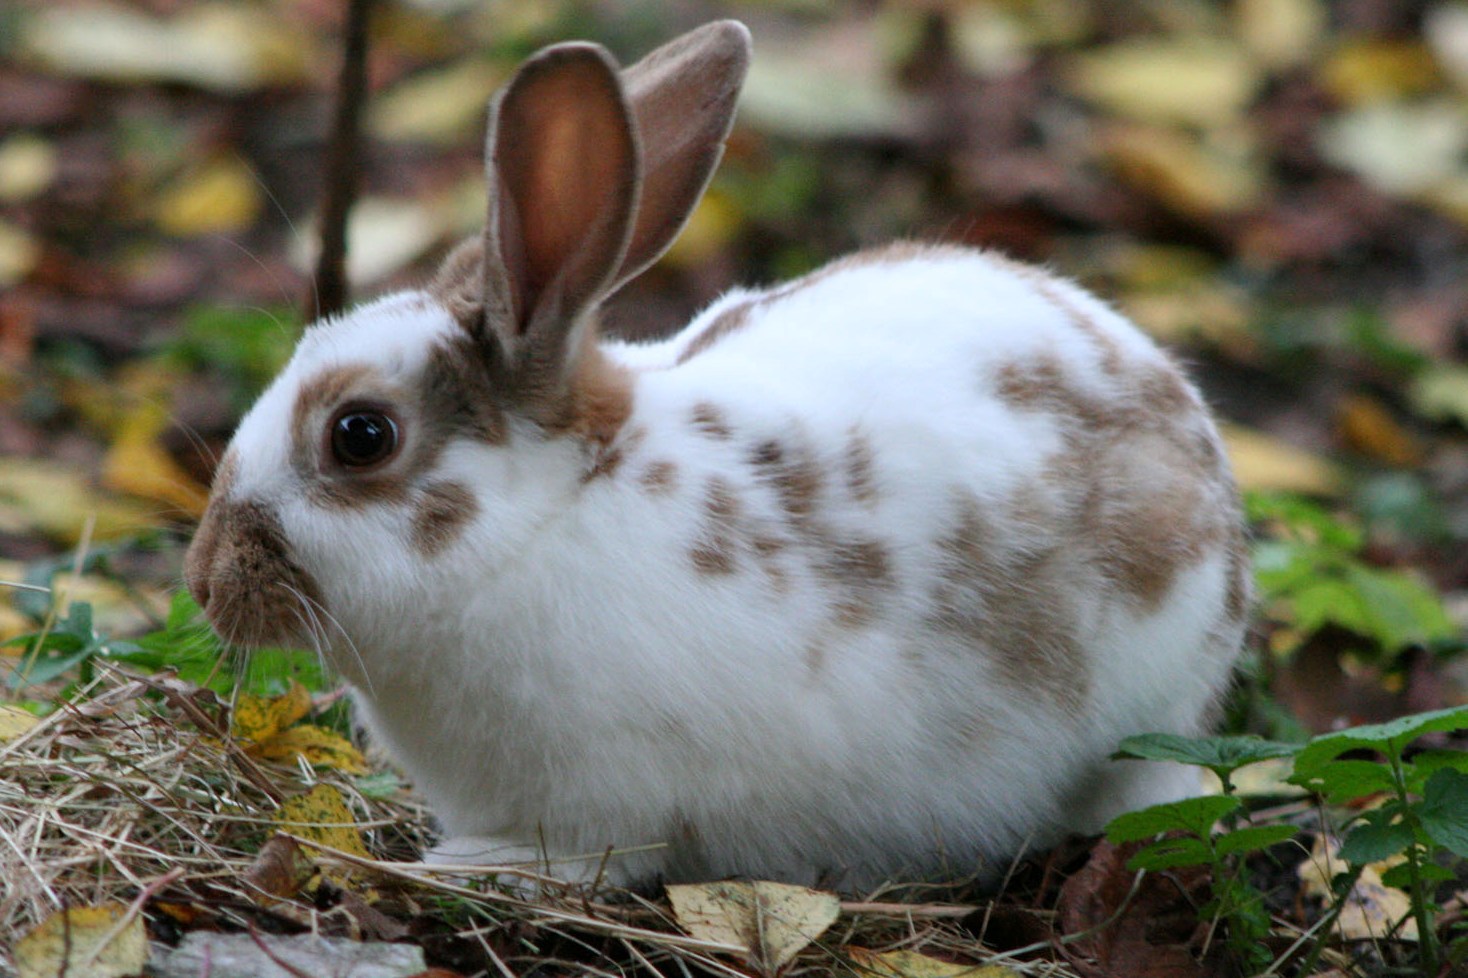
[677,300,755,365]
[844,428,879,507]
[410,480,479,557]
[690,401,734,440]
[638,459,680,495]
[690,476,741,575]
[928,494,1088,715]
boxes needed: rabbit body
[186,22,1247,892]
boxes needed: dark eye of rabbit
[331,411,398,467]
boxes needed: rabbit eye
[330,410,399,468]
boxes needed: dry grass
[0,660,1084,977]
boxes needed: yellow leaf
[0,218,39,288]
[0,459,160,543]
[255,724,369,775]
[1321,39,1442,104]
[664,189,741,269]
[1219,424,1344,496]
[232,680,312,745]
[1297,833,1417,941]
[0,704,40,743]
[22,4,313,93]
[1100,124,1265,219]
[370,58,502,144]
[1410,363,1468,427]
[103,432,210,518]
[156,157,262,237]
[1336,394,1424,467]
[0,134,58,203]
[1066,36,1263,127]
[848,947,1018,978]
[667,880,840,972]
[276,784,372,861]
[1235,0,1326,70]
[14,904,148,978]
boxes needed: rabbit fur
[185,20,1249,892]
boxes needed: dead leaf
[1297,833,1417,941]
[0,458,160,543]
[244,835,314,902]
[1428,3,1468,91]
[0,134,57,203]
[1100,124,1265,219]
[232,681,312,744]
[0,219,39,288]
[1236,0,1326,70]
[847,946,1017,977]
[1318,100,1468,197]
[1336,394,1425,467]
[13,904,148,978]
[22,4,313,93]
[1066,37,1262,127]
[1057,839,1221,978]
[0,704,40,742]
[276,784,372,862]
[1320,39,1442,104]
[255,724,369,774]
[155,157,263,237]
[369,58,502,144]
[1409,363,1468,427]
[668,880,840,974]
[1220,424,1344,496]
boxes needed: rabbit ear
[610,20,751,291]
[479,42,638,351]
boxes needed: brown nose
[183,504,222,613]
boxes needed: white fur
[217,247,1245,891]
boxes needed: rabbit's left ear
[611,20,751,291]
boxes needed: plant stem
[1390,753,1439,975]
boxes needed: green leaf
[1213,823,1298,857]
[1287,758,1397,802]
[1113,733,1298,777]
[1340,817,1415,865]
[1292,706,1468,774]
[1418,768,1468,857]
[1105,794,1241,843]
[1380,860,1455,890]
[1343,564,1458,651]
[1128,835,1214,870]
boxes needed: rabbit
[184,19,1250,893]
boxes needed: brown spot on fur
[750,438,822,527]
[929,494,1088,715]
[410,481,478,557]
[639,460,680,495]
[987,252,1126,377]
[677,299,755,365]
[691,401,733,439]
[584,426,646,484]
[805,639,827,676]
[691,477,740,576]
[184,496,323,650]
[844,428,878,506]
[289,364,374,475]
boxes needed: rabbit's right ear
[477,43,639,359]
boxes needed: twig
[309,0,375,322]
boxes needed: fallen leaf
[1428,3,1468,91]
[1297,833,1417,941]
[1100,124,1265,219]
[277,784,372,862]
[155,157,263,237]
[0,704,40,742]
[244,835,314,902]
[369,58,502,144]
[13,904,148,978]
[22,4,313,93]
[1409,363,1468,427]
[1320,39,1442,104]
[1318,100,1468,197]
[255,724,369,774]
[232,680,312,744]
[1066,36,1263,127]
[0,458,161,543]
[668,880,840,974]
[1220,424,1344,496]
[0,218,39,288]
[0,134,57,203]
[847,946,1017,977]
[1336,394,1425,467]
[1235,0,1326,70]
[664,189,742,269]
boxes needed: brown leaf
[1056,839,1223,978]
[243,835,313,902]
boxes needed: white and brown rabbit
[185,20,1249,891]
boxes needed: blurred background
[2,0,1467,731]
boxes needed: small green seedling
[1107,734,1300,970]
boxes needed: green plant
[1286,705,1468,976]
[1107,734,1300,971]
